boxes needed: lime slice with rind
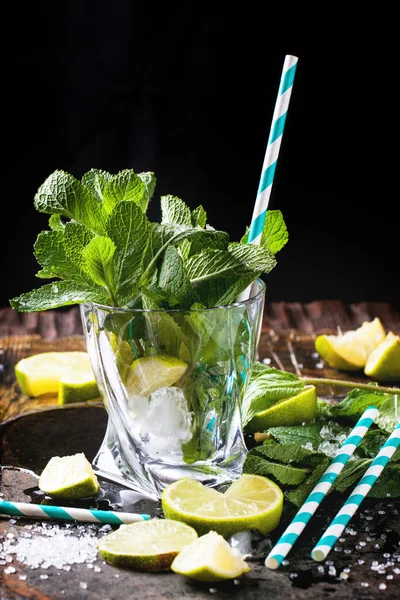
[125,354,188,397]
[38,453,100,500]
[161,474,284,538]
[14,351,99,404]
[245,385,317,432]
[170,530,251,582]
[315,318,386,370]
[98,518,198,571]
[364,332,400,382]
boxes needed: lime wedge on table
[161,474,284,538]
[364,332,400,382]
[245,385,317,432]
[38,453,100,500]
[315,318,386,370]
[171,530,251,582]
[125,354,188,396]
[14,351,99,404]
[98,519,198,571]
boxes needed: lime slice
[161,474,284,538]
[364,332,400,382]
[14,351,99,404]
[246,385,317,432]
[170,530,251,582]
[315,318,386,370]
[38,453,100,500]
[125,354,188,396]
[98,518,198,570]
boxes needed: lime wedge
[38,453,100,500]
[161,474,284,538]
[364,332,400,382]
[14,351,99,404]
[246,385,317,432]
[98,519,198,570]
[125,354,188,397]
[170,530,251,582]
[315,318,386,370]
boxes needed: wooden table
[1,302,400,600]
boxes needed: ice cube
[141,387,192,440]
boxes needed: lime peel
[364,332,400,382]
[315,318,386,370]
[171,530,251,582]
[125,354,188,397]
[246,385,317,432]
[38,453,100,500]
[98,518,198,571]
[161,474,284,538]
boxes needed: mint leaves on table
[242,361,400,507]
[10,168,288,312]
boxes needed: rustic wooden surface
[1,302,400,600]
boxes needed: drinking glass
[80,279,265,498]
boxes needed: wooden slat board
[1,302,400,599]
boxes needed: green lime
[315,318,386,370]
[98,518,198,571]
[14,351,99,403]
[245,385,317,432]
[161,474,284,538]
[364,332,400,382]
[125,354,188,396]
[170,530,251,582]
[38,453,100,500]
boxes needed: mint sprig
[10,168,288,312]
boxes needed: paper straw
[247,54,298,246]
[265,405,379,570]
[0,499,151,525]
[311,420,400,562]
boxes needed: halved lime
[245,385,317,432]
[364,332,400,382]
[38,453,100,500]
[125,354,188,396]
[98,518,198,570]
[315,318,386,370]
[170,530,251,582]
[14,351,99,404]
[161,474,284,538]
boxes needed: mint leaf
[34,170,106,235]
[242,365,304,427]
[329,387,390,420]
[81,168,113,203]
[242,210,288,254]
[268,423,323,450]
[191,205,207,228]
[82,236,115,288]
[10,280,110,312]
[375,395,400,433]
[161,195,192,226]
[244,452,309,486]
[157,245,199,309]
[102,170,148,213]
[138,172,156,207]
[106,200,150,304]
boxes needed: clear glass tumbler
[80,279,265,499]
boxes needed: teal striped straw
[0,499,151,525]
[311,419,400,562]
[247,54,298,245]
[265,405,379,569]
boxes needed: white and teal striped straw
[311,420,400,562]
[265,405,379,570]
[0,499,151,525]
[247,54,298,246]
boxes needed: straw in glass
[247,54,298,246]
[0,499,151,525]
[265,405,379,569]
[311,419,400,562]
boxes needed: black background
[3,3,398,310]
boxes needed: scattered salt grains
[80,582,88,589]
[360,582,369,587]
[379,583,387,590]
[4,566,16,574]
[0,523,99,570]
